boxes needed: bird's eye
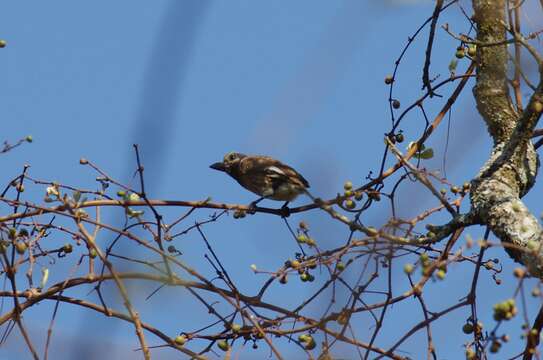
[228,153,237,161]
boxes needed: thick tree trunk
[471,0,542,276]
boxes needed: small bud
[0,40,7,48]
[62,243,73,254]
[395,133,404,143]
[25,135,33,143]
[403,263,414,275]
[392,99,401,109]
[343,181,353,191]
[250,264,257,272]
[79,158,88,165]
[384,75,393,84]
[337,262,345,271]
[436,269,446,280]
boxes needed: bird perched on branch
[210,152,310,213]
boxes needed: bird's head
[210,152,246,173]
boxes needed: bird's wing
[242,156,310,188]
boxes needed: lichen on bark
[470,0,543,276]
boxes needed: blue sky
[2,1,543,359]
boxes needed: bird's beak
[210,162,226,172]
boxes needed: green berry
[384,75,393,84]
[403,263,414,275]
[305,336,316,350]
[532,101,543,113]
[15,242,27,254]
[467,44,476,57]
[62,243,73,254]
[466,348,476,360]
[217,340,229,352]
[174,335,186,346]
[0,40,7,48]
[0,241,8,254]
[25,135,33,143]
[490,341,501,353]
[344,199,356,210]
[455,47,465,59]
[462,323,473,334]
[343,181,353,191]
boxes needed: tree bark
[471,0,542,276]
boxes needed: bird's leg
[280,201,291,218]
[247,196,265,214]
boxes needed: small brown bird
[210,152,310,210]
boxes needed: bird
[210,152,310,213]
